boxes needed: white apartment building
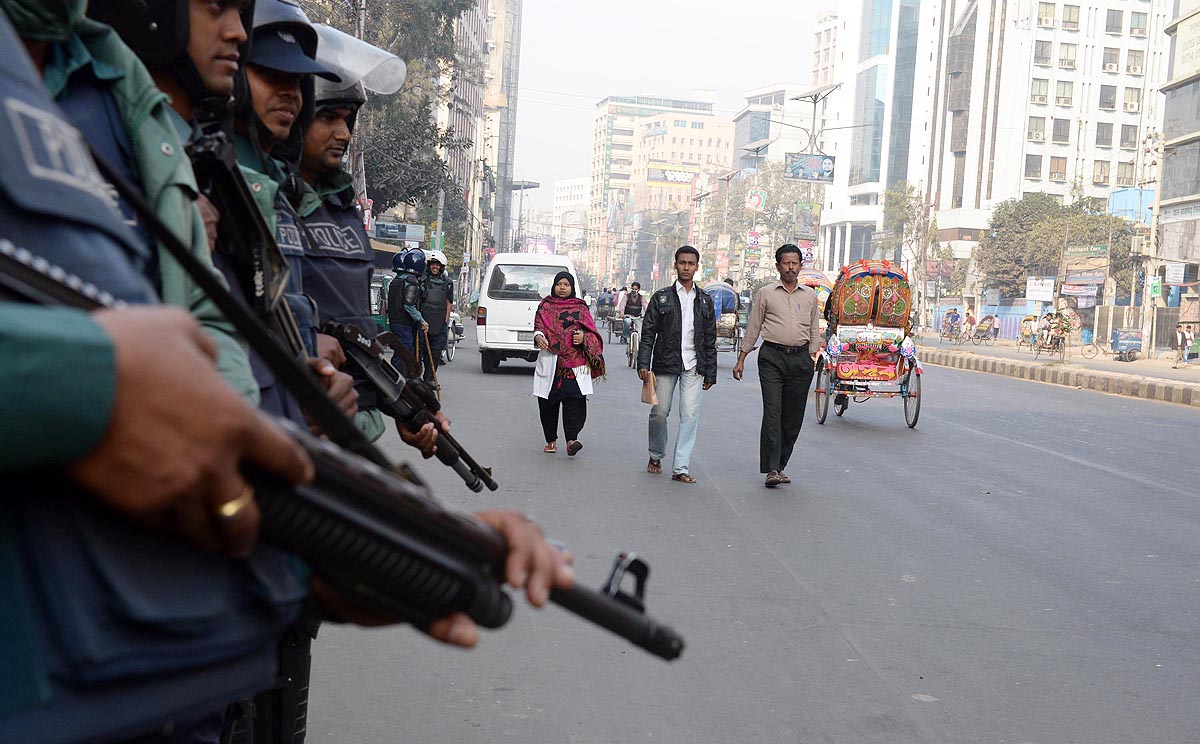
[924,0,1173,259]
[588,95,717,284]
[812,12,839,87]
[552,177,588,266]
[731,83,811,171]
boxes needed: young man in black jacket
[636,246,717,483]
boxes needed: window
[1120,124,1138,149]
[1052,118,1071,144]
[486,263,571,301]
[1124,87,1142,112]
[1130,12,1147,37]
[1035,40,1052,65]
[1116,161,1135,186]
[1056,81,1074,105]
[1099,85,1117,110]
[1127,49,1144,74]
[1062,4,1080,30]
[1031,78,1049,103]
[1106,9,1123,34]
[1028,116,1047,140]
[1025,154,1043,178]
[1049,156,1067,181]
[1059,43,1077,69]
[1038,2,1056,26]
[1102,47,1120,72]
[1093,160,1111,185]
[1096,122,1113,147]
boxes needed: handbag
[640,371,658,405]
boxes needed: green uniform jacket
[58,21,257,401]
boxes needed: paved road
[308,329,1199,744]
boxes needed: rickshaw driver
[944,307,961,337]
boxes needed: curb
[918,348,1200,408]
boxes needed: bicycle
[625,317,641,368]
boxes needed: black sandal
[567,440,583,456]
[646,458,662,474]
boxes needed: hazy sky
[512,0,823,214]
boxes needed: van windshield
[487,264,569,300]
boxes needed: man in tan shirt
[733,244,822,487]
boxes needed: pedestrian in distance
[733,244,822,488]
[1172,323,1187,368]
[533,272,606,456]
[637,246,717,484]
[1187,324,1196,363]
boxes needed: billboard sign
[1165,261,1186,284]
[1150,276,1163,298]
[745,189,767,211]
[646,161,700,186]
[784,153,836,183]
[1063,244,1108,285]
[1173,13,1200,81]
[1062,284,1099,296]
[794,202,820,239]
[1026,276,1055,302]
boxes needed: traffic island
[918,347,1200,408]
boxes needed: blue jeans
[648,367,703,475]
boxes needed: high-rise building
[1159,0,1200,300]
[435,0,489,273]
[731,83,811,171]
[553,177,588,267]
[482,0,523,259]
[922,0,1173,265]
[588,95,716,284]
[819,0,927,272]
[812,12,839,87]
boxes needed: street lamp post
[510,179,539,252]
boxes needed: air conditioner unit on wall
[1129,65,1143,75]
[1132,28,1147,37]
[1125,102,1140,112]
[1031,131,1045,141]
[1104,63,1118,72]
[1032,94,1048,103]
[1039,16,1055,27]
[1056,96,1073,105]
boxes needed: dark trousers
[538,396,587,442]
[757,344,815,473]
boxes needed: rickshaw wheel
[1126,349,1139,362]
[970,333,982,346]
[813,360,830,424]
[904,367,921,429]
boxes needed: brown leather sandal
[671,473,698,484]
[646,458,662,474]
[543,442,556,453]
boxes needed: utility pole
[1140,131,1164,356]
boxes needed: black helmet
[312,78,366,132]
[88,0,254,113]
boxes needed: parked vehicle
[369,269,395,334]
[476,253,577,373]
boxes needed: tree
[703,163,820,250]
[879,180,927,266]
[976,193,1136,299]
[300,0,476,226]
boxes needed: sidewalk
[916,337,1200,408]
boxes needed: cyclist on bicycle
[617,281,644,343]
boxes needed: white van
[477,253,578,373]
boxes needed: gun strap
[87,145,394,470]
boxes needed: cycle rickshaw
[704,282,742,354]
[814,260,922,428]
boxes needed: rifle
[0,228,685,661]
[324,321,498,493]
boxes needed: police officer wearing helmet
[235,0,361,423]
[295,74,387,441]
[421,248,453,384]
[387,248,429,373]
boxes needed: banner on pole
[1026,276,1055,302]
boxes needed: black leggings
[538,396,587,442]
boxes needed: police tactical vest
[0,18,306,742]
[298,188,375,335]
[421,274,452,334]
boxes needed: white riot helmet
[426,249,448,268]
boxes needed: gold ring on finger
[217,487,255,521]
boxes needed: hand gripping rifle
[324,321,498,493]
[0,200,684,662]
